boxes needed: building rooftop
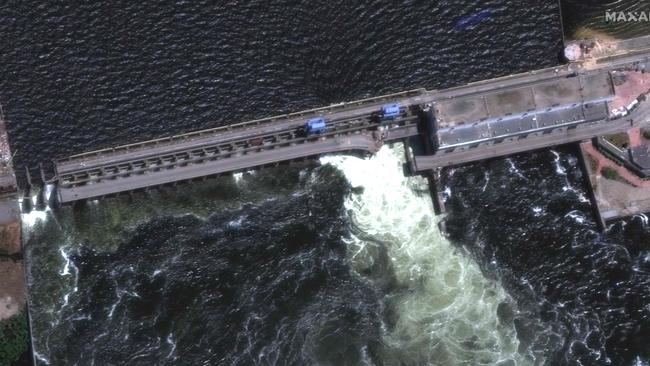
[434,72,615,128]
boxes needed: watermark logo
[605,11,650,22]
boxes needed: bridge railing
[56,88,426,164]
[57,113,422,187]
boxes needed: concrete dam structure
[40,47,650,206]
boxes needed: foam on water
[551,150,567,176]
[33,351,50,366]
[322,145,527,365]
[233,172,244,184]
[20,198,49,229]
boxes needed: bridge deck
[55,108,423,203]
[56,89,427,172]
[48,46,650,204]
[415,101,650,170]
[433,72,615,149]
[58,134,380,203]
[56,64,595,174]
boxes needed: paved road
[56,67,594,176]
[56,63,601,171]
[58,134,379,203]
[57,89,426,173]
[57,51,649,175]
[594,50,650,69]
[51,48,650,203]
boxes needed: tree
[0,311,29,366]
[601,166,620,180]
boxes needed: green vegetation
[601,166,620,181]
[0,311,29,366]
[604,133,630,150]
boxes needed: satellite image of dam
[2,1,650,365]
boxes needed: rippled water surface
[0,1,561,171]
[10,1,650,366]
[444,148,650,365]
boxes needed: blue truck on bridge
[304,117,327,136]
[381,103,401,119]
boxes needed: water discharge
[23,146,537,365]
[322,146,526,365]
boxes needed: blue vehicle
[381,103,401,119]
[305,117,326,135]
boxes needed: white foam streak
[635,213,649,226]
[59,247,72,276]
[57,246,79,314]
[44,184,54,202]
[565,210,586,224]
[481,171,490,192]
[551,150,567,175]
[166,332,177,360]
[33,350,51,365]
[20,205,49,228]
[507,158,528,180]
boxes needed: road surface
[58,134,379,203]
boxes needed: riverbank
[569,27,618,43]
[0,115,29,365]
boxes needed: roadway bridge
[44,48,650,204]
[52,90,425,203]
[412,108,644,171]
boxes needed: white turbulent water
[25,147,534,365]
[322,145,527,365]
[20,208,48,229]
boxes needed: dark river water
[4,1,650,365]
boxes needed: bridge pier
[576,140,607,232]
[426,169,446,216]
[41,48,650,212]
[401,139,416,176]
[21,166,33,213]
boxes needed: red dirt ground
[582,141,650,188]
[0,260,25,319]
[0,221,21,254]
